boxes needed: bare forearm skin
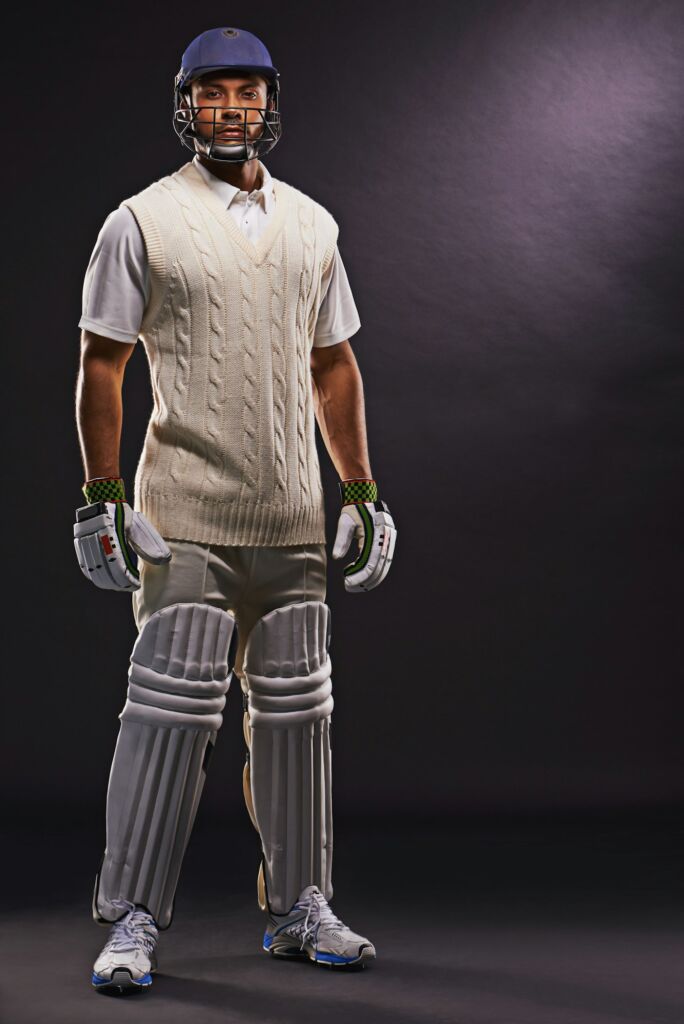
[311,357,373,481]
[75,330,135,485]
[75,357,124,482]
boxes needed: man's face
[187,72,271,147]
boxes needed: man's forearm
[75,360,124,482]
[311,358,373,481]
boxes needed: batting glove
[332,478,397,593]
[73,476,172,592]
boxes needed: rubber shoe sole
[92,968,153,994]
[262,931,376,970]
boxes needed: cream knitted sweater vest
[120,160,339,546]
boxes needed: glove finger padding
[334,501,397,593]
[124,505,173,565]
[360,513,397,590]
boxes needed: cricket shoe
[91,897,159,993]
[263,884,376,969]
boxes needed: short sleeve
[78,207,150,343]
[312,245,361,347]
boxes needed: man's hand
[73,476,172,592]
[332,478,397,593]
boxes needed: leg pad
[93,602,238,930]
[243,600,333,914]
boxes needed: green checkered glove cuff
[82,476,127,504]
[338,478,378,505]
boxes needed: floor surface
[1,811,682,1023]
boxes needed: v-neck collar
[177,160,290,267]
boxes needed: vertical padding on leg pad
[243,601,334,914]
[93,602,237,931]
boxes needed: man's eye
[204,90,257,99]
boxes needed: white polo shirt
[79,155,361,347]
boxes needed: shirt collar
[192,154,274,213]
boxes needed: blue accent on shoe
[91,971,152,987]
[314,951,358,964]
[263,932,273,949]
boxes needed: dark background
[4,0,682,826]
[3,3,683,1020]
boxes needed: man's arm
[75,329,136,482]
[310,339,372,480]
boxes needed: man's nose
[222,106,245,121]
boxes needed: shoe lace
[293,888,346,952]
[105,897,158,956]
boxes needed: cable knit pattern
[296,198,316,503]
[237,245,259,498]
[120,160,339,547]
[167,262,192,487]
[267,233,288,502]
[161,177,227,492]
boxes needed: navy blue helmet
[173,27,281,163]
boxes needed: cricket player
[74,25,397,993]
